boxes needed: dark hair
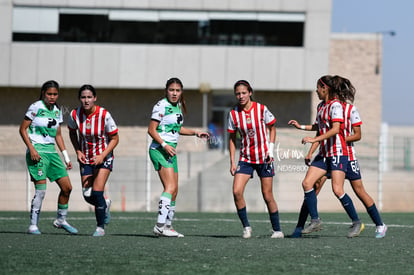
[317,75,337,100]
[39,80,59,100]
[233,80,254,100]
[332,75,356,103]
[78,84,96,99]
[165,77,187,115]
[318,75,356,103]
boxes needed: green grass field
[1,211,413,274]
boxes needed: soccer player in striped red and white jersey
[68,84,119,237]
[288,75,386,238]
[228,80,283,239]
[288,75,362,238]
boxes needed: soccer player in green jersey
[148,77,209,237]
[19,80,78,235]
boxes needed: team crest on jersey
[37,168,43,177]
[246,116,252,124]
[55,111,59,118]
[86,122,91,129]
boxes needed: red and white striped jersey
[315,99,348,157]
[68,105,118,164]
[227,102,276,164]
[343,103,362,161]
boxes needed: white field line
[1,215,413,229]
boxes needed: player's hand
[288,120,300,129]
[302,136,316,144]
[196,132,210,139]
[29,148,41,163]
[164,144,177,157]
[230,163,237,176]
[266,155,274,164]
[77,151,86,164]
[93,155,105,165]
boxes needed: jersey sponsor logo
[176,114,183,124]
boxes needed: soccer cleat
[287,227,303,238]
[153,225,184,237]
[165,226,184,237]
[347,222,365,238]
[302,219,322,234]
[375,223,387,239]
[104,199,111,225]
[93,227,105,237]
[53,219,78,235]
[271,231,284,239]
[28,225,41,235]
[242,226,252,239]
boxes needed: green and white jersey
[150,98,183,146]
[24,100,63,153]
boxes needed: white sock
[57,207,68,222]
[156,195,171,225]
[166,204,176,227]
[30,189,46,225]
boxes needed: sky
[331,0,414,126]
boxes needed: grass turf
[1,211,414,274]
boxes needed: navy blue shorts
[311,155,347,173]
[80,157,113,176]
[345,160,361,181]
[236,161,274,178]
[325,160,361,181]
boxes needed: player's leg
[165,170,183,237]
[350,178,387,238]
[153,166,180,236]
[260,176,284,238]
[26,152,47,234]
[330,157,363,237]
[53,175,78,234]
[233,163,252,238]
[301,163,326,234]
[290,176,327,237]
[89,168,111,236]
[49,153,77,234]
[28,181,46,234]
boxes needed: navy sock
[367,204,383,226]
[83,195,95,205]
[269,211,281,231]
[339,193,360,222]
[92,191,107,228]
[237,207,250,227]
[304,189,319,220]
[296,200,309,228]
